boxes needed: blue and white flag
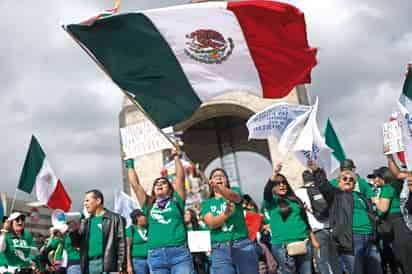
[114,191,140,227]
[246,102,312,154]
[293,98,339,177]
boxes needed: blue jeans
[66,264,81,274]
[147,244,195,274]
[339,234,382,274]
[314,229,333,274]
[133,257,149,274]
[210,238,259,274]
[271,240,312,274]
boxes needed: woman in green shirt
[201,168,259,274]
[0,212,39,274]
[370,165,412,274]
[126,147,195,274]
[263,163,318,274]
[126,209,149,274]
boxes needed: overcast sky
[1,0,411,211]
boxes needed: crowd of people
[2,147,412,274]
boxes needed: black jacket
[74,209,126,274]
[313,169,376,253]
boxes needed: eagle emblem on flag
[184,29,234,64]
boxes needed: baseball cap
[7,212,26,222]
[367,166,392,180]
[340,159,356,171]
[130,209,145,220]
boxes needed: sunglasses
[341,176,355,183]
[14,217,25,223]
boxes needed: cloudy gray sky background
[1,0,410,210]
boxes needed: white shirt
[295,188,330,232]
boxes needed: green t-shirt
[379,184,401,215]
[201,187,249,243]
[64,235,80,261]
[88,215,103,258]
[2,231,36,268]
[143,192,187,249]
[126,226,148,259]
[263,196,308,244]
[330,176,374,198]
[352,192,373,234]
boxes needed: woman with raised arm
[0,212,40,274]
[384,152,412,274]
[200,168,259,274]
[125,147,195,274]
[263,163,318,274]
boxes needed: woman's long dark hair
[147,176,174,211]
[185,208,200,231]
[208,168,231,198]
[263,173,308,224]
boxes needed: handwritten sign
[120,121,173,158]
[187,230,211,253]
[383,120,404,155]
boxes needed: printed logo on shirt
[150,201,172,224]
[210,202,234,232]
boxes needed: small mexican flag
[18,136,71,212]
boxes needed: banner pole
[10,189,18,213]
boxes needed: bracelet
[125,159,134,169]
[170,153,182,159]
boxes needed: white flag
[246,102,312,154]
[114,191,140,227]
[294,98,339,176]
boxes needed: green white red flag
[17,136,72,212]
[64,0,317,128]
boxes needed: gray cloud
[1,0,411,209]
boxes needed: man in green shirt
[75,189,126,274]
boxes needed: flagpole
[10,189,18,213]
[62,26,210,185]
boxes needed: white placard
[383,120,404,155]
[187,230,211,253]
[120,121,173,158]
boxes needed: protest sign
[120,121,173,159]
[187,230,211,253]
[383,120,404,155]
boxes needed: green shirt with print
[88,215,103,258]
[126,226,148,259]
[263,196,308,245]
[352,192,373,234]
[201,187,249,243]
[143,192,187,250]
[64,235,80,261]
[2,231,37,268]
[330,176,374,198]
[379,184,401,215]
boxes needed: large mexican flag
[18,136,72,212]
[65,0,317,128]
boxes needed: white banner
[246,102,312,154]
[114,191,140,227]
[120,121,173,159]
[382,120,404,155]
[294,98,339,177]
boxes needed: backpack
[306,185,329,221]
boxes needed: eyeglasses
[273,180,287,186]
[154,180,168,186]
[341,176,355,183]
[211,175,227,179]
